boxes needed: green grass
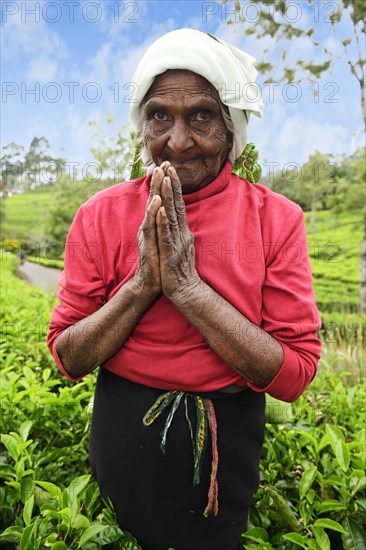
[1,187,53,242]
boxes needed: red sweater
[47,161,321,402]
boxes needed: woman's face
[143,70,231,194]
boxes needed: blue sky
[1,0,365,180]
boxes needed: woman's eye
[152,111,168,121]
[192,110,211,122]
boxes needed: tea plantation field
[0,256,365,549]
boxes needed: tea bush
[0,258,365,549]
[0,259,142,549]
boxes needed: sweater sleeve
[247,205,322,402]
[47,204,108,380]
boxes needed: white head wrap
[129,28,264,164]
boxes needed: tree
[45,176,105,248]
[0,138,65,192]
[0,142,26,192]
[88,117,134,183]
[23,137,65,189]
[271,150,338,235]
[223,0,366,314]
[45,118,134,248]
[297,150,338,236]
[328,147,365,213]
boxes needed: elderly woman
[48,29,321,550]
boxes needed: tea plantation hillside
[303,210,363,330]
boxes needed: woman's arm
[55,278,158,379]
[54,168,166,379]
[168,280,284,388]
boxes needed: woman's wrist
[128,273,161,302]
[168,276,204,308]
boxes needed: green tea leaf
[335,440,350,472]
[85,482,100,516]
[282,533,307,548]
[242,527,269,542]
[71,513,90,530]
[325,425,351,471]
[264,486,300,531]
[1,434,19,460]
[300,466,317,499]
[35,481,62,501]
[21,478,34,505]
[67,474,91,500]
[94,525,123,545]
[314,518,345,533]
[0,464,16,478]
[313,526,330,550]
[78,524,109,547]
[19,421,33,443]
[342,518,366,550]
[23,494,34,526]
[119,531,143,550]
[58,507,71,527]
[326,424,344,454]
[50,543,68,550]
[20,523,35,550]
[315,499,347,514]
[350,474,366,495]
[0,526,23,542]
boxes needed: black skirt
[89,367,265,550]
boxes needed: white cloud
[26,56,58,82]
[65,105,105,167]
[85,42,113,89]
[286,35,316,62]
[322,35,344,58]
[22,114,61,153]
[1,1,69,82]
[253,111,363,174]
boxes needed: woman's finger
[156,206,173,255]
[147,167,164,208]
[161,176,179,239]
[167,166,188,229]
[138,194,162,249]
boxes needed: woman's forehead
[144,69,220,103]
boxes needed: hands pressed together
[134,162,201,302]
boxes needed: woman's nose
[167,121,194,153]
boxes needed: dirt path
[17,261,63,294]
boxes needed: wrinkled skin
[136,70,232,299]
[143,70,231,194]
[134,161,200,299]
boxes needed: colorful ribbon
[142,391,219,517]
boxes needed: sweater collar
[182,161,233,205]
